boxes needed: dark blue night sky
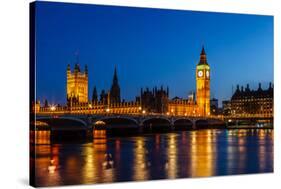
[35,1,273,106]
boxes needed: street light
[142,110,146,114]
[50,105,56,118]
[50,105,56,111]
[106,108,110,113]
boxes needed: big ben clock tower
[196,46,210,116]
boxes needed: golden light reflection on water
[32,129,273,186]
[34,130,51,144]
[166,133,178,179]
[190,130,216,177]
[82,130,115,184]
[133,137,149,181]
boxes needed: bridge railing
[224,113,273,119]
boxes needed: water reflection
[133,137,149,180]
[32,129,273,187]
[190,130,216,177]
[166,133,178,179]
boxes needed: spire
[246,84,250,91]
[268,82,272,90]
[92,86,98,103]
[258,82,262,91]
[110,66,121,104]
[201,46,206,55]
[113,65,118,84]
[236,85,240,91]
[74,63,80,72]
[198,46,208,65]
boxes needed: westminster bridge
[34,113,227,135]
[33,107,273,138]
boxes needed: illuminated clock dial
[206,70,210,78]
[198,70,203,77]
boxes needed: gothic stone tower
[196,47,210,116]
[110,66,121,104]
[67,64,88,106]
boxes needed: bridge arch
[35,116,91,140]
[141,117,171,131]
[36,117,88,130]
[93,116,139,130]
[195,119,208,128]
[173,118,193,130]
[142,117,171,125]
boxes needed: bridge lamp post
[50,105,56,118]
[50,105,56,111]
[106,108,110,114]
[138,106,142,115]
[142,110,146,116]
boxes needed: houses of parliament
[37,47,211,117]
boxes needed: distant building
[222,100,231,115]
[168,96,197,116]
[140,86,169,113]
[228,83,273,117]
[210,98,218,115]
[66,63,88,106]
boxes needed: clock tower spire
[196,46,210,116]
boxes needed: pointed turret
[110,66,121,104]
[92,86,98,103]
[113,66,118,85]
[236,85,240,92]
[201,46,206,55]
[74,63,80,73]
[198,46,208,65]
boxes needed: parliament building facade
[37,47,211,117]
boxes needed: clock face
[198,70,203,77]
[206,70,210,78]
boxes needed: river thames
[31,129,273,187]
